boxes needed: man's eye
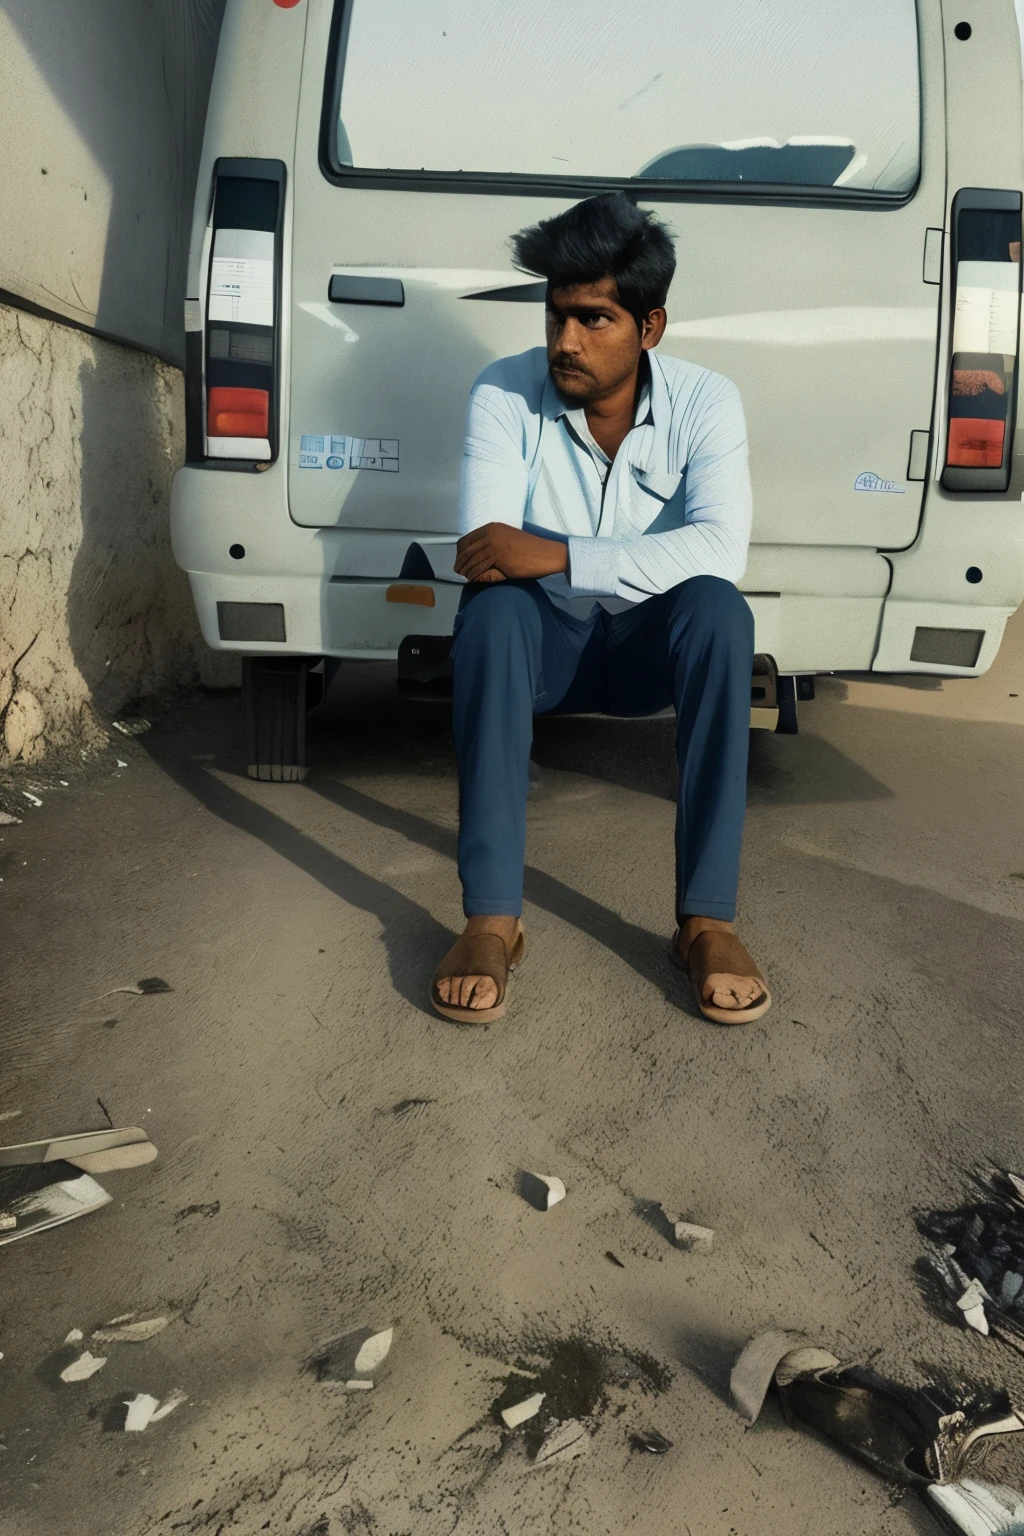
[584,315,610,328]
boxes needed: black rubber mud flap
[243,657,310,781]
[775,675,799,735]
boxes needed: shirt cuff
[566,536,621,597]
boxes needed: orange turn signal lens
[946,417,1005,468]
[207,386,269,438]
[386,584,435,608]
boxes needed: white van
[171,0,1024,778]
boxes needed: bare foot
[434,916,522,1011]
[676,917,768,1015]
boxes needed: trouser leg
[668,577,754,920]
[606,576,754,921]
[450,581,593,917]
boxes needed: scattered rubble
[102,978,172,997]
[491,1335,671,1435]
[533,1418,589,1466]
[313,1326,394,1390]
[521,1173,566,1211]
[124,1393,160,1431]
[21,792,42,808]
[501,1393,545,1429]
[666,1216,714,1252]
[60,1351,107,1383]
[149,1388,187,1422]
[917,1168,1024,1352]
[112,719,151,737]
[92,1316,170,1344]
[630,1430,673,1454]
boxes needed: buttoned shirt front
[457,346,753,619]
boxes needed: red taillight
[207,387,269,438]
[946,417,1005,467]
[941,189,1022,491]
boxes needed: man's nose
[555,318,582,353]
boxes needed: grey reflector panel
[909,626,983,667]
[217,602,286,642]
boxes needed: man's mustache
[550,358,592,377]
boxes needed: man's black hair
[510,191,676,325]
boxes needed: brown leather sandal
[669,927,771,1025]
[430,923,526,1024]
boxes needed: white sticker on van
[299,434,347,469]
[208,229,274,327]
[854,471,906,494]
[349,437,399,472]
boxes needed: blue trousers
[451,575,754,922]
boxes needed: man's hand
[455,523,569,584]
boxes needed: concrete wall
[0,2,233,768]
[0,303,235,769]
[0,0,225,365]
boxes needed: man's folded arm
[567,380,753,599]
[457,385,530,534]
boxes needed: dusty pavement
[2,611,1024,1536]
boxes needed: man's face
[545,277,665,405]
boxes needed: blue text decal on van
[854,471,906,493]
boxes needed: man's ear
[640,308,667,350]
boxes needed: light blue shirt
[457,346,753,617]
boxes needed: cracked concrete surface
[0,612,1022,1535]
[0,301,236,768]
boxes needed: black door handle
[328,274,405,306]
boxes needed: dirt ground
[2,609,1024,1536]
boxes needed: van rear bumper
[184,571,1012,677]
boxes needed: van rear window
[331,0,920,194]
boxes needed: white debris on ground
[957,1279,991,1335]
[315,1325,394,1391]
[526,1174,566,1211]
[124,1393,161,1432]
[60,1351,107,1383]
[501,1392,545,1429]
[661,1207,715,1251]
[533,1419,589,1467]
[92,1316,170,1344]
[352,1328,393,1374]
[149,1389,187,1423]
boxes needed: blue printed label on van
[854,471,906,493]
[299,434,346,469]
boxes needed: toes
[436,974,499,1011]
[705,974,763,1011]
[468,977,498,1010]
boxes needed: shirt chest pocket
[629,468,687,530]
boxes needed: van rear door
[289,0,942,556]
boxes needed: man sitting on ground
[431,191,770,1027]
